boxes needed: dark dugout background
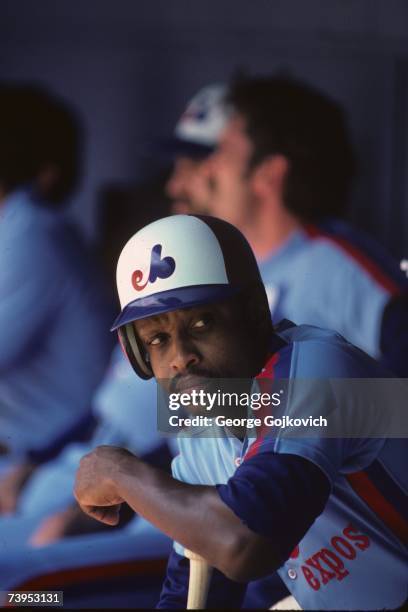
[1,0,407,259]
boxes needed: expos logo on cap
[179,89,212,124]
[175,84,228,148]
[131,244,176,292]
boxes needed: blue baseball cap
[161,84,230,158]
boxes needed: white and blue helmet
[112,215,266,378]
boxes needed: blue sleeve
[157,550,247,609]
[217,452,330,568]
[380,293,408,377]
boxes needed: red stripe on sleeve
[346,470,408,545]
[304,225,401,296]
[244,354,280,461]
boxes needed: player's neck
[246,205,301,262]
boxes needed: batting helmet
[111,214,267,378]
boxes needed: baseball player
[196,76,408,377]
[74,214,407,610]
[0,85,113,481]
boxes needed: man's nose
[170,335,200,373]
[199,154,216,179]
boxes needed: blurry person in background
[0,84,113,511]
[164,83,229,214]
[201,76,407,377]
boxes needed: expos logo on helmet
[131,244,176,292]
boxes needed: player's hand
[0,462,35,515]
[74,445,132,526]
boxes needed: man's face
[165,156,212,215]
[134,301,260,393]
[201,113,255,231]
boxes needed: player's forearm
[113,453,262,578]
[75,446,280,580]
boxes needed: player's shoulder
[0,189,43,235]
[302,219,406,294]
[0,190,62,272]
[272,320,385,378]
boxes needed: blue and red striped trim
[244,353,280,461]
[244,343,294,461]
[304,222,405,296]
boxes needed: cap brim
[111,284,240,331]
[158,137,214,159]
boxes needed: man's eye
[149,334,166,346]
[193,315,212,329]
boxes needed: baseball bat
[185,549,213,609]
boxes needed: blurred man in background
[198,76,408,377]
[0,85,113,510]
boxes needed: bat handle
[185,549,213,610]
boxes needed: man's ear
[250,155,289,200]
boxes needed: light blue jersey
[258,219,407,368]
[0,189,113,456]
[171,323,407,610]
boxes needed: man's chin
[171,200,193,215]
[174,374,216,395]
[183,404,210,417]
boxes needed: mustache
[169,366,219,394]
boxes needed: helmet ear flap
[239,283,273,337]
[117,325,153,380]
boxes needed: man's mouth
[173,375,212,395]
[171,199,192,214]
